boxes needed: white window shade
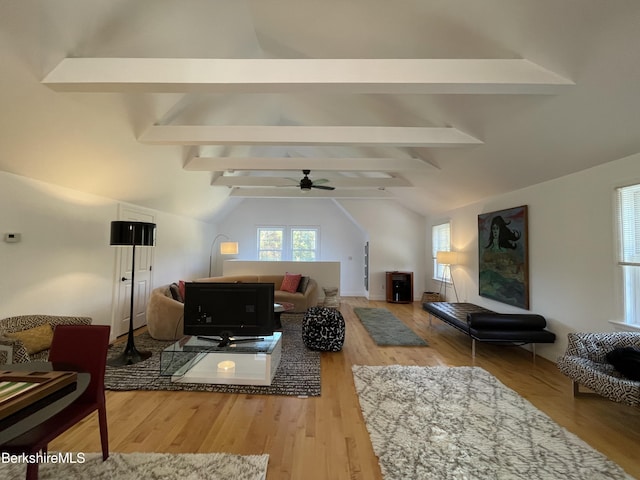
[617,184,640,266]
[432,223,451,280]
[616,184,640,325]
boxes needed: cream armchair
[0,315,92,364]
[146,285,185,341]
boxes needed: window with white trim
[432,222,451,281]
[257,226,320,261]
[616,184,640,326]
[257,227,284,261]
[291,228,318,261]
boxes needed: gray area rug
[0,452,268,480]
[352,365,632,480]
[353,307,427,346]
[106,314,320,396]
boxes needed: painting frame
[478,205,529,309]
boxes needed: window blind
[617,184,640,266]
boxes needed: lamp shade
[110,221,156,246]
[220,241,239,255]
[436,251,458,265]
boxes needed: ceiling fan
[285,170,335,191]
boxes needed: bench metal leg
[472,339,476,357]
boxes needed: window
[258,227,284,261]
[432,222,451,281]
[616,184,640,326]
[257,226,320,261]
[291,228,318,261]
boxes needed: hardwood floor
[51,298,640,479]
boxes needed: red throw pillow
[178,280,186,301]
[280,273,302,293]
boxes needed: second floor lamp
[436,251,459,302]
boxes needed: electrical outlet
[4,233,21,243]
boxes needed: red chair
[2,325,110,480]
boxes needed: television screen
[183,282,275,346]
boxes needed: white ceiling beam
[140,126,481,146]
[184,156,436,172]
[228,187,394,199]
[43,58,573,94]
[211,176,411,188]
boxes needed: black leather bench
[422,302,556,357]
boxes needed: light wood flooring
[51,297,640,479]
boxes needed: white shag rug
[352,365,633,480]
[0,452,268,480]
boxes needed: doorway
[111,205,156,338]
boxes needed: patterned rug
[105,314,320,396]
[353,307,427,346]
[352,365,632,480]
[0,452,268,480]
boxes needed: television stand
[196,335,265,348]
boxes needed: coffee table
[274,302,295,329]
[160,333,282,386]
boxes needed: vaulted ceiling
[1,1,639,222]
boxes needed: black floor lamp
[108,220,156,367]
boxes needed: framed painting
[478,205,529,309]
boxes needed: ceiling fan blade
[311,184,335,190]
[313,178,330,185]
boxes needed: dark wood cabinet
[385,271,413,303]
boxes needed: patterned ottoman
[302,306,345,352]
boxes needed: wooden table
[0,362,90,446]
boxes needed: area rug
[352,365,632,480]
[105,314,320,396]
[353,307,427,346]
[0,452,268,480]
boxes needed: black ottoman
[302,306,345,352]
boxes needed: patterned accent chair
[302,306,345,352]
[557,332,640,406]
[0,315,92,364]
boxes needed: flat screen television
[183,282,275,347]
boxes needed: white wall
[427,152,640,362]
[216,198,367,296]
[338,200,427,301]
[0,172,212,335]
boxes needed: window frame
[290,226,319,262]
[432,222,451,282]
[257,226,285,261]
[616,183,640,326]
[256,225,320,261]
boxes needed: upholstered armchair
[557,332,640,406]
[146,285,185,341]
[0,315,92,364]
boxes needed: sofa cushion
[297,276,310,293]
[280,273,302,293]
[5,323,54,355]
[169,283,182,302]
[606,346,640,381]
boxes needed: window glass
[616,184,640,325]
[432,222,451,281]
[258,228,283,261]
[292,228,318,261]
